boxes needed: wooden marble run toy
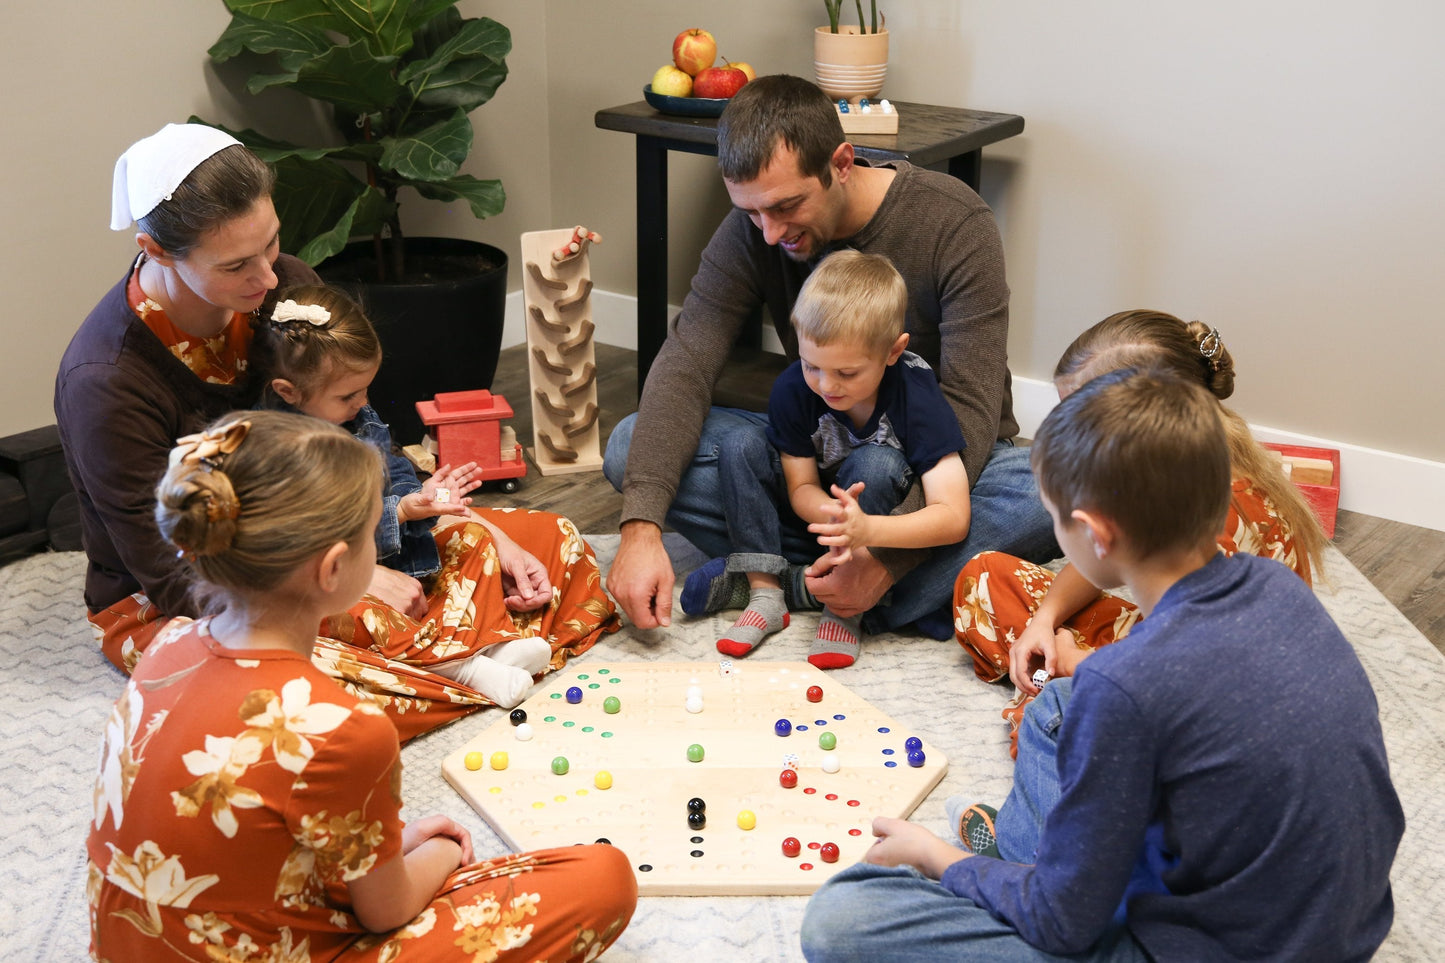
[520,225,605,476]
[415,389,527,494]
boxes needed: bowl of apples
[647,28,754,117]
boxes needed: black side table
[594,99,1025,392]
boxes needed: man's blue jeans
[800,679,1149,962]
[604,407,1060,637]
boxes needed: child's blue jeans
[800,679,1151,962]
[712,418,913,581]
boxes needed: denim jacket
[348,404,442,578]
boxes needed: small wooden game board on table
[442,661,948,895]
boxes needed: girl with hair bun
[88,410,636,962]
[953,310,1328,758]
[251,283,617,709]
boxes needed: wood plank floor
[473,343,1445,658]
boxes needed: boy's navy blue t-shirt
[766,351,965,477]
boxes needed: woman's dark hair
[137,145,276,257]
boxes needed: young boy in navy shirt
[681,250,971,668]
[801,367,1403,961]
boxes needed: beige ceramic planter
[813,26,889,103]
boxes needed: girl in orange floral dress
[953,311,1329,756]
[88,411,637,962]
[251,283,606,710]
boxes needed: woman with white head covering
[57,125,620,741]
[57,123,315,664]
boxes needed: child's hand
[366,565,428,620]
[1009,623,1088,694]
[402,814,474,865]
[400,462,485,524]
[806,481,871,562]
[864,816,969,880]
[491,528,555,612]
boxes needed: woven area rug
[2,540,1441,961]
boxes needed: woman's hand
[484,523,554,612]
[399,462,485,524]
[864,816,968,880]
[367,565,427,620]
[402,814,474,865]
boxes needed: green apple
[652,64,693,97]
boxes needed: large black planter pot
[317,237,508,446]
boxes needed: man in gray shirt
[604,75,1056,635]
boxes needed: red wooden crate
[1261,443,1340,538]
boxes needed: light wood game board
[442,661,948,895]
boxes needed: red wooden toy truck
[416,389,527,494]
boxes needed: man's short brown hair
[717,75,845,186]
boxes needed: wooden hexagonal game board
[442,662,948,895]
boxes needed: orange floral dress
[87,619,637,962]
[953,478,1312,756]
[89,274,619,742]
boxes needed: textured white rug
[2,541,1441,961]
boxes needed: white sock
[484,636,553,675]
[432,654,535,708]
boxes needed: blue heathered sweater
[942,552,1403,961]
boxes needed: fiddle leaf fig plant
[198,0,510,280]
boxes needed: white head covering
[110,123,242,231]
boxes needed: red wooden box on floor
[1261,442,1341,538]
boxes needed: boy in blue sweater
[801,367,1403,962]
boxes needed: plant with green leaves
[200,0,510,279]
[822,0,881,34]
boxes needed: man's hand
[366,565,427,620]
[606,520,675,629]
[805,546,893,617]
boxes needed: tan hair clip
[170,419,252,471]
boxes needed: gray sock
[808,608,862,669]
[716,588,789,657]
[680,557,752,615]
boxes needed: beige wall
[5,1,1443,468]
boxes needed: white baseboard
[506,290,1445,534]
[1012,376,1445,534]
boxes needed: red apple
[673,28,717,77]
[693,65,748,99]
